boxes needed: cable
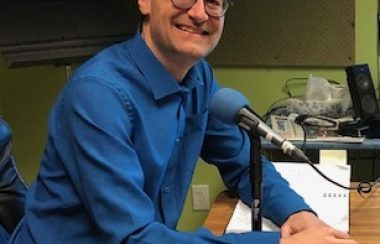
[274,77,373,194]
[283,77,343,98]
[304,157,376,196]
[284,78,308,97]
[262,96,303,122]
[292,114,340,152]
[294,115,337,128]
[300,125,307,151]
[289,115,377,195]
[368,175,380,188]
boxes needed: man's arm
[53,78,280,243]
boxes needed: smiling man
[139,0,223,81]
[7,0,358,243]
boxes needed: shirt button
[164,186,170,193]
[176,138,181,144]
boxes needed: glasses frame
[171,0,233,18]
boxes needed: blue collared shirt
[10,32,311,243]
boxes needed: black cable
[284,78,308,97]
[263,97,294,117]
[274,77,373,193]
[290,115,377,195]
[300,125,307,152]
[293,115,336,152]
[262,104,287,122]
[304,157,376,196]
[326,79,343,86]
[283,77,343,98]
[295,115,337,128]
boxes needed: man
[8,0,357,243]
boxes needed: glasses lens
[205,0,228,17]
[172,0,231,17]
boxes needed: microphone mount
[237,108,310,162]
[246,118,263,231]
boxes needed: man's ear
[137,0,151,16]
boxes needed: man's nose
[187,0,209,22]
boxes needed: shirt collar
[128,32,203,100]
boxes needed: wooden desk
[204,184,380,244]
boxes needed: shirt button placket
[163,186,170,193]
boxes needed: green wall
[0,60,66,183]
[0,0,377,233]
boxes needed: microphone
[210,88,310,162]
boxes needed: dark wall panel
[208,0,355,67]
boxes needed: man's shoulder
[72,40,136,81]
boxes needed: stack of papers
[226,162,351,233]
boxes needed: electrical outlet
[191,184,210,211]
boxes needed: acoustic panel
[207,0,355,67]
[0,0,140,67]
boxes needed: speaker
[345,64,379,124]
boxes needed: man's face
[139,0,225,64]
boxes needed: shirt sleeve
[52,77,280,243]
[201,81,313,227]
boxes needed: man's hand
[280,227,358,244]
[280,211,358,244]
[281,211,327,237]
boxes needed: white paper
[226,162,350,233]
[319,150,347,166]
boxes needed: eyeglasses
[171,0,233,18]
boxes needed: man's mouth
[176,25,208,35]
